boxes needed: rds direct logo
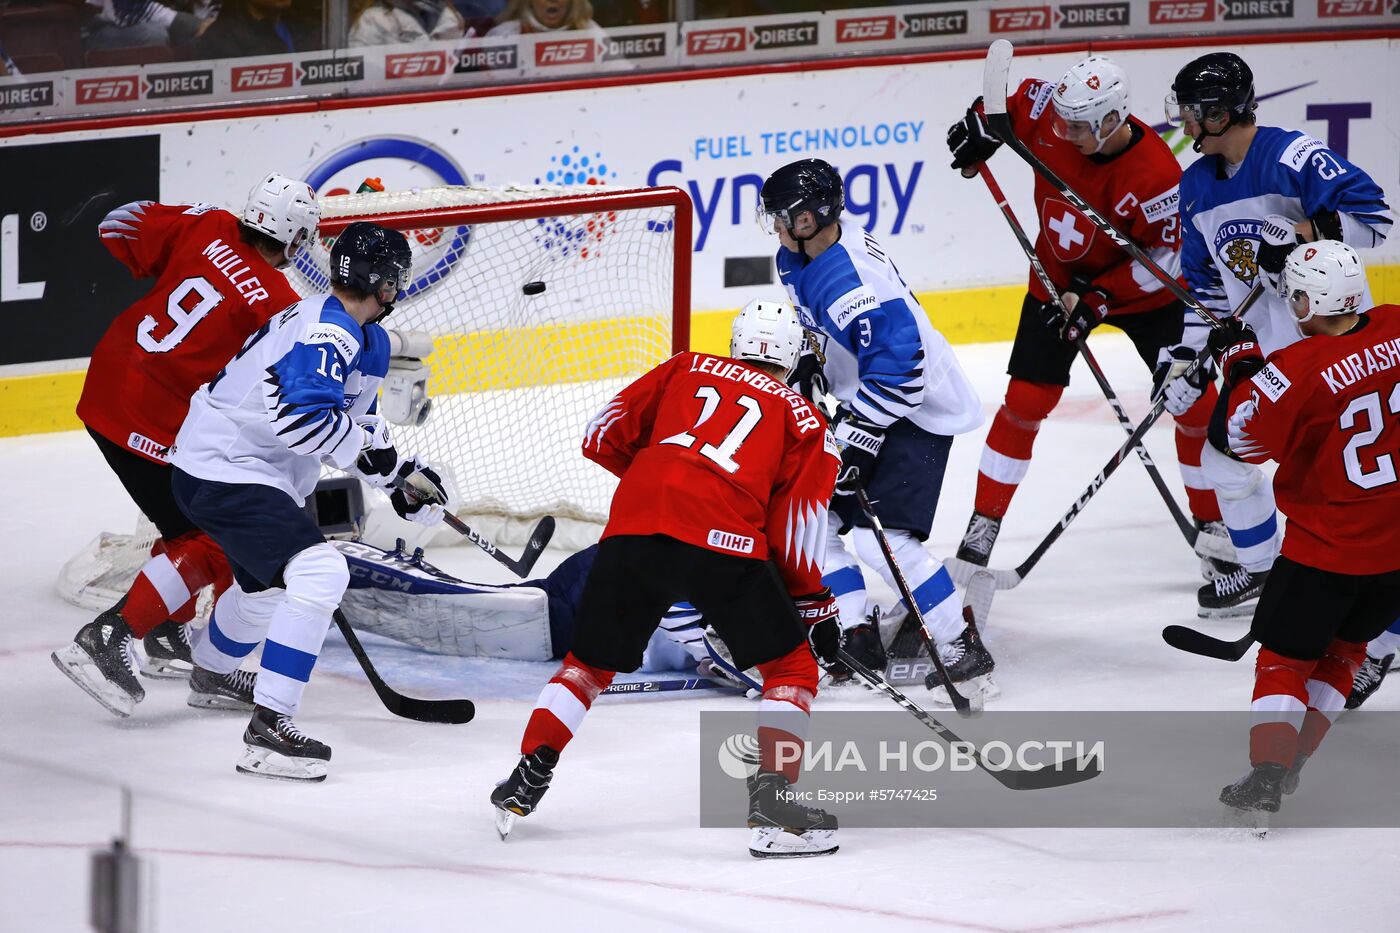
[297,137,469,298]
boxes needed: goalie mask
[1051,57,1130,154]
[1282,240,1366,324]
[758,159,844,242]
[243,172,320,261]
[731,298,805,376]
[329,222,412,322]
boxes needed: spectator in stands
[82,0,216,51]
[194,0,296,57]
[0,41,17,77]
[486,0,600,36]
[349,0,467,45]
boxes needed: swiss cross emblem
[1086,75,1101,90]
[1041,199,1094,262]
[1304,247,1317,260]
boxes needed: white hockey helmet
[1051,57,1130,152]
[731,298,805,375]
[243,173,320,260]
[1282,240,1366,322]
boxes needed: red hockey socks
[974,379,1063,519]
[1298,638,1366,757]
[1249,649,1315,766]
[1172,384,1223,522]
[520,652,616,756]
[122,532,231,638]
[755,646,818,782]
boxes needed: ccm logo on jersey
[830,288,879,330]
[386,52,448,78]
[1149,0,1214,21]
[1250,362,1291,403]
[536,39,595,66]
[707,530,755,554]
[76,76,140,104]
[231,63,294,91]
[990,5,1051,31]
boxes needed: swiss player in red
[1205,241,1400,813]
[52,173,319,719]
[946,56,1235,580]
[491,300,844,858]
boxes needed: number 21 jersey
[77,201,301,463]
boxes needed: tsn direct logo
[535,38,596,66]
[231,63,294,92]
[1149,0,1214,20]
[686,27,746,55]
[1317,0,1385,15]
[835,16,896,42]
[989,5,1051,30]
[386,51,449,79]
[75,75,140,104]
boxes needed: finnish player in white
[759,159,990,701]
[1157,51,1393,617]
[169,222,447,781]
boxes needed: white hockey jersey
[776,217,982,437]
[171,294,391,504]
[1180,126,1392,355]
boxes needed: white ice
[4,334,1398,932]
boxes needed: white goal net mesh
[58,184,688,612]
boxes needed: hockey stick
[981,39,1220,330]
[943,283,1264,592]
[1161,625,1255,661]
[973,162,1235,565]
[393,472,555,578]
[853,489,973,716]
[836,647,1102,790]
[332,610,476,724]
[600,677,734,696]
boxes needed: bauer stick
[394,472,555,578]
[332,610,476,724]
[1161,626,1255,662]
[944,282,1266,593]
[836,647,1102,790]
[972,162,1235,566]
[854,489,973,716]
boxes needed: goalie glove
[1151,345,1214,417]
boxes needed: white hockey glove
[357,413,394,452]
[390,460,448,527]
[1151,345,1213,417]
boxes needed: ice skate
[491,746,559,839]
[139,619,193,680]
[51,604,145,718]
[746,771,838,858]
[236,705,331,782]
[1195,520,1242,583]
[187,665,256,711]
[925,622,998,706]
[1345,653,1392,710]
[1198,567,1268,619]
[1281,753,1308,796]
[955,512,1002,568]
[828,609,886,684]
[1220,762,1286,812]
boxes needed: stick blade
[383,694,477,725]
[982,39,1014,115]
[1161,625,1253,661]
[962,570,997,630]
[997,754,1103,791]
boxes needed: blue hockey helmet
[329,221,412,319]
[758,159,844,238]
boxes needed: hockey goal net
[58,183,691,612]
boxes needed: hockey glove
[1151,344,1214,417]
[787,348,830,409]
[357,413,394,452]
[1255,213,1301,285]
[832,416,884,495]
[798,589,842,666]
[1058,277,1111,343]
[947,99,1001,173]
[1207,318,1266,387]
[389,460,448,526]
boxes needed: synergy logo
[534,146,620,260]
[297,137,470,297]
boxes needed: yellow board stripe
[6,264,1398,438]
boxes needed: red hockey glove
[1058,277,1111,343]
[796,588,841,665]
[1207,318,1265,387]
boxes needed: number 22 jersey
[77,201,301,463]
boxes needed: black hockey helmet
[1165,52,1256,148]
[758,159,844,239]
[329,221,412,319]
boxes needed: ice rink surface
[4,334,1398,932]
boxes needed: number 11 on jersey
[660,385,764,474]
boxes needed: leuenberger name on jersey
[688,354,824,434]
[201,238,272,304]
[1318,333,1400,395]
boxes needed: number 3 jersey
[582,351,840,598]
[171,295,390,505]
[1224,307,1400,574]
[78,202,302,463]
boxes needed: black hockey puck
[522,281,546,296]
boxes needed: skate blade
[1222,804,1271,839]
[929,675,998,709]
[51,645,137,718]
[139,656,194,680]
[748,827,839,858]
[1197,600,1260,620]
[494,807,519,840]
[236,745,327,783]
[186,691,254,712]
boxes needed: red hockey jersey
[582,351,840,598]
[77,202,301,463]
[995,78,1183,316]
[1225,307,1400,574]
